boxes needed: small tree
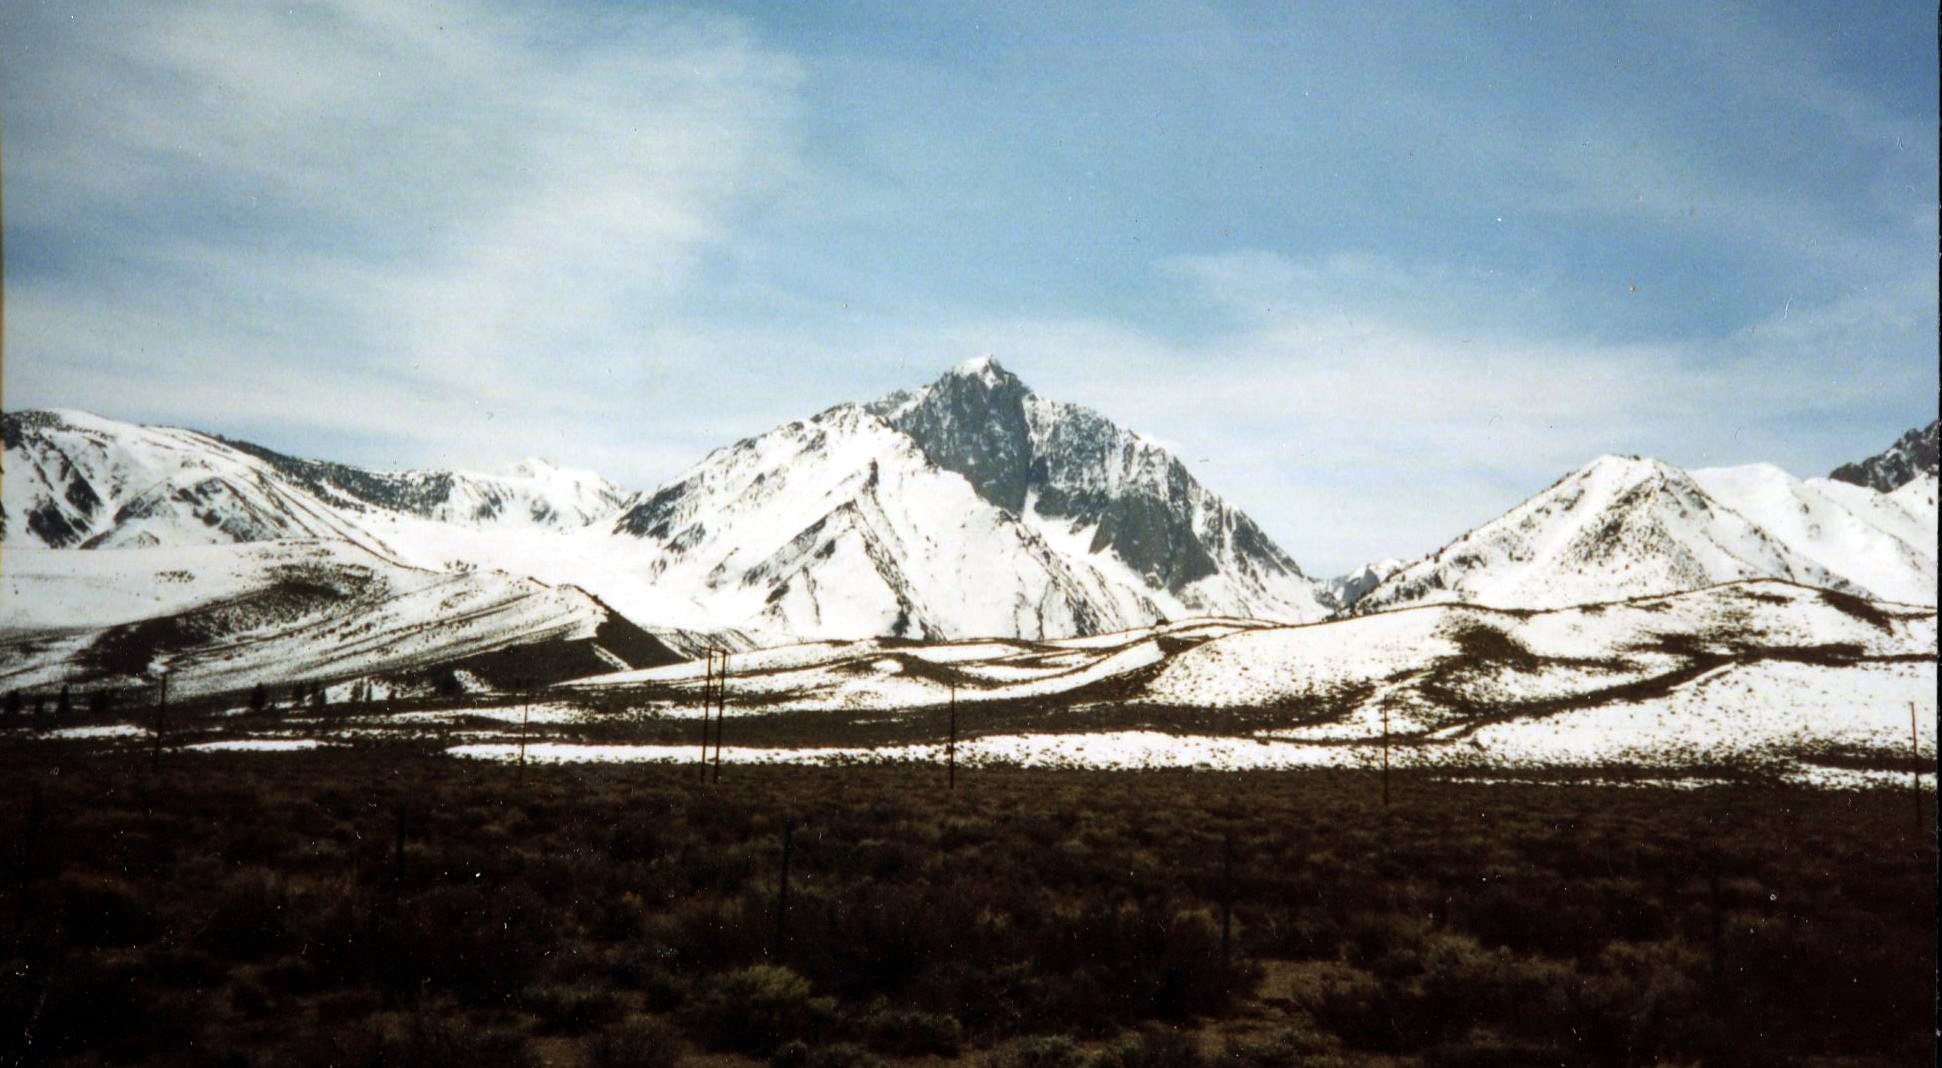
[56,684,72,720]
[90,689,114,716]
[313,686,328,711]
[249,683,268,715]
[3,691,19,723]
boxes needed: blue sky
[3,1,1935,574]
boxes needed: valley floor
[0,742,1933,1067]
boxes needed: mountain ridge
[1352,453,1882,613]
[1829,419,1939,493]
[6,379,1936,642]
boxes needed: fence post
[1912,702,1924,834]
[712,653,727,784]
[393,801,409,893]
[11,785,43,937]
[773,819,795,961]
[1220,830,1234,965]
[1708,854,1724,999]
[947,683,958,792]
[706,648,722,784]
[517,686,531,786]
[1380,704,1390,808]
[150,673,169,774]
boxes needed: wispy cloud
[4,0,802,437]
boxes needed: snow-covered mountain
[609,404,1154,639]
[608,360,1329,639]
[868,357,1329,622]
[2,409,388,551]
[1324,558,1406,610]
[3,373,1328,644]
[1829,419,1939,493]
[226,436,633,530]
[1354,455,1868,613]
[1,410,631,551]
[8,384,1932,661]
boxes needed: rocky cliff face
[1829,419,1939,493]
[870,358,1323,617]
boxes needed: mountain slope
[222,435,632,529]
[553,580,1933,781]
[609,403,1163,640]
[1,410,388,551]
[1355,455,1861,612]
[0,539,680,697]
[1829,419,1939,492]
[1690,463,1937,605]
[1,410,632,554]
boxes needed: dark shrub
[860,1005,964,1057]
[986,1035,1090,1068]
[386,1008,540,1068]
[770,1040,889,1068]
[56,872,155,947]
[585,1017,685,1068]
[683,965,835,1055]
[381,882,555,1002]
[1098,1025,1211,1068]
[196,869,298,959]
[521,981,628,1034]
[1424,1033,1569,1068]
[1220,1027,1341,1067]
[2,954,198,1063]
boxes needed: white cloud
[907,251,1936,574]
[5,0,803,418]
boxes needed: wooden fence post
[706,648,722,784]
[393,801,409,893]
[773,819,795,960]
[1912,702,1925,834]
[1708,854,1725,999]
[150,673,168,774]
[712,653,727,784]
[517,690,530,786]
[1380,704,1390,808]
[1220,830,1234,965]
[947,683,958,792]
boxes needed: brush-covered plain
[0,743,1931,1067]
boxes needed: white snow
[448,741,883,765]
[185,738,330,752]
[40,723,149,740]
[1691,463,1936,605]
[1361,455,1876,613]
[1,538,609,696]
[390,701,588,725]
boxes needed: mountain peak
[944,354,1017,388]
[1355,451,1866,613]
[503,457,558,477]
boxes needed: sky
[2,0,1935,575]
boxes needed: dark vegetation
[0,741,1930,1067]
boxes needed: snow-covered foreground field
[29,579,1932,788]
